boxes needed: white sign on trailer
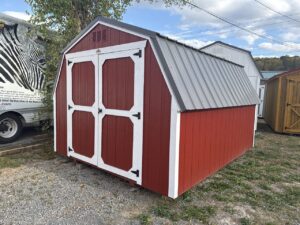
[0,82,43,111]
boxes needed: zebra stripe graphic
[0,23,45,91]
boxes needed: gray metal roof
[56,16,259,111]
[156,36,259,110]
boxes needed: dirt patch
[0,154,159,225]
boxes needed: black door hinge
[68,105,73,110]
[98,108,102,114]
[132,112,141,119]
[133,50,142,58]
[68,147,73,152]
[68,60,72,65]
[131,169,139,177]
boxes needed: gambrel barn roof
[57,16,259,111]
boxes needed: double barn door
[66,41,146,184]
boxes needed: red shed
[53,17,259,198]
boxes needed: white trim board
[168,98,181,198]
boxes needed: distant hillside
[254,56,300,71]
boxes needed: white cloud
[134,0,300,54]
[146,0,300,46]
[163,33,212,48]
[2,11,30,21]
[281,30,300,42]
[240,28,266,45]
[259,42,300,52]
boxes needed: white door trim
[66,55,99,166]
[65,41,147,60]
[98,44,145,185]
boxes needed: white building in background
[201,41,262,123]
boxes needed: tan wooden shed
[264,68,300,134]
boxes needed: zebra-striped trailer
[0,13,46,143]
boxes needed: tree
[25,0,187,115]
[254,56,300,71]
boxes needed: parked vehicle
[0,13,46,144]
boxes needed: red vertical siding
[102,57,134,110]
[142,42,171,196]
[56,60,67,156]
[102,116,133,171]
[72,62,95,106]
[55,24,172,195]
[72,111,95,158]
[178,105,255,195]
[69,24,142,53]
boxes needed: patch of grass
[257,182,272,191]
[152,202,216,223]
[180,205,216,223]
[152,204,174,220]
[181,191,193,202]
[223,205,236,215]
[138,213,152,225]
[0,144,55,170]
[240,217,251,225]
[0,156,22,169]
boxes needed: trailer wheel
[0,113,23,144]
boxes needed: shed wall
[55,24,171,195]
[263,78,280,131]
[264,71,300,133]
[178,105,255,195]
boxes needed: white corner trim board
[168,97,181,198]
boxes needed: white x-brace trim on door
[66,40,146,185]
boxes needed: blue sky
[2,0,300,57]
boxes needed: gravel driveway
[0,154,159,225]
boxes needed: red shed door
[66,55,98,166]
[98,42,146,184]
[66,41,146,184]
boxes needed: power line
[184,1,298,49]
[254,0,300,23]
[172,11,300,39]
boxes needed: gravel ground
[0,155,159,225]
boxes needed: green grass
[0,143,55,169]
[151,203,216,223]
[138,124,300,224]
[240,217,252,225]
[138,213,152,225]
